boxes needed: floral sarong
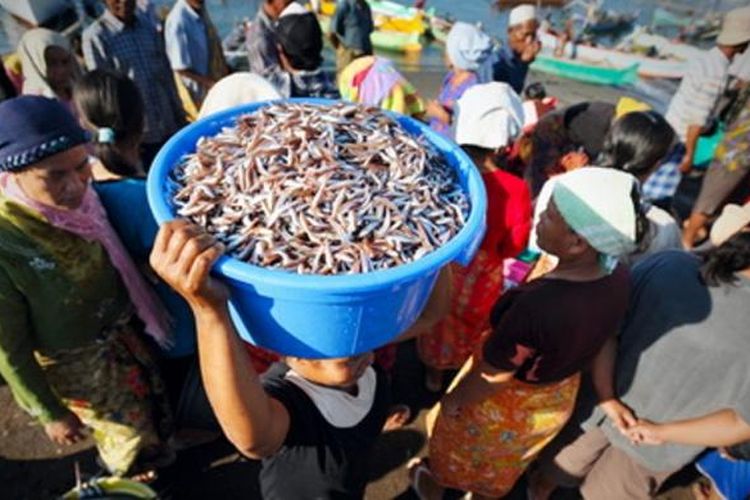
[37,316,173,476]
[426,353,580,497]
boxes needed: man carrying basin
[149,220,450,498]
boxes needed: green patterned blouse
[0,195,131,423]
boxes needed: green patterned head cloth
[552,167,638,258]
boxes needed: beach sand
[0,72,693,499]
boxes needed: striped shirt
[664,47,730,142]
[82,10,185,144]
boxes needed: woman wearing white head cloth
[419,82,533,391]
[17,28,81,114]
[197,72,282,119]
[425,22,494,135]
[409,167,642,499]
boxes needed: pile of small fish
[171,102,470,275]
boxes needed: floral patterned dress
[418,169,532,370]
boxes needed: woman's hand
[149,220,229,311]
[425,100,450,124]
[44,412,86,446]
[626,419,665,446]
[599,399,637,433]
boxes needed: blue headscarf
[446,22,495,82]
[0,95,89,172]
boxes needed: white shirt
[729,49,750,82]
[664,47,731,142]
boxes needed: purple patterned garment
[429,70,478,136]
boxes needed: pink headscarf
[0,173,172,348]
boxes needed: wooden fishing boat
[496,0,568,8]
[583,11,638,35]
[539,30,688,79]
[318,15,422,53]
[427,14,452,44]
[651,5,721,41]
[319,0,427,34]
[531,54,639,86]
[0,0,69,26]
[623,27,703,61]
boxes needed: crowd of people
[0,0,750,498]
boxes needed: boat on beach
[620,27,703,62]
[531,53,639,86]
[317,15,422,54]
[582,10,637,35]
[0,0,81,36]
[496,0,568,7]
[314,0,424,53]
[651,2,721,41]
[0,0,68,26]
[426,13,452,44]
[538,29,690,80]
[319,0,427,35]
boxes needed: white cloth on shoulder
[284,366,377,428]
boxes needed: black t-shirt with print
[258,363,391,499]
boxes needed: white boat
[539,30,690,79]
[621,27,704,61]
[0,0,71,26]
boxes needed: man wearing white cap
[642,6,750,205]
[492,4,540,94]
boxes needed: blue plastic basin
[147,99,486,358]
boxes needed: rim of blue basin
[147,98,487,294]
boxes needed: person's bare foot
[383,404,411,432]
[407,457,444,500]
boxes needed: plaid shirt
[83,10,185,144]
[641,144,686,202]
[270,68,340,100]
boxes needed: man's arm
[628,409,750,448]
[678,124,702,174]
[164,17,216,91]
[150,220,289,458]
